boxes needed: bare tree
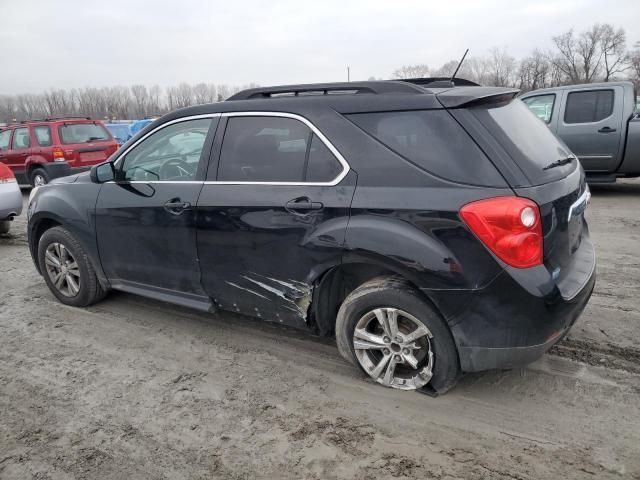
[131,85,149,117]
[600,24,628,81]
[487,48,517,87]
[391,64,430,79]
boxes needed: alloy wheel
[34,174,46,186]
[44,242,81,297]
[353,307,434,390]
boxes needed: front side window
[34,126,52,146]
[564,90,614,124]
[12,128,30,149]
[0,130,10,150]
[120,118,212,181]
[59,123,111,144]
[522,94,555,123]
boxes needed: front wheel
[37,226,107,307]
[336,277,460,392]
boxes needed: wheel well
[31,218,62,271]
[311,263,432,336]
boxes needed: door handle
[164,199,191,215]
[598,126,616,133]
[285,197,323,214]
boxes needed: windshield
[471,99,575,185]
[59,123,111,144]
[106,124,131,139]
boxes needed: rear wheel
[38,226,107,307]
[336,277,460,392]
[31,168,50,187]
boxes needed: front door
[95,116,218,307]
[557,86,624,172]
[197,113,355,327]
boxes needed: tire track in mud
[550,337,640,374]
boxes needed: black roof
[159,80,519,124]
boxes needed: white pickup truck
[521,81,640,183]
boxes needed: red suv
[0,117,118,186]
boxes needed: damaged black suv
[27,80,595,393]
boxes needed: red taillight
[52,148,65,159]
[0,163,16,183]
[460,196,543,269]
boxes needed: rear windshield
[347,109,506,186]
[471,99,575,185]
[59,123,111,144]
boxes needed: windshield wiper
[85,136,102,142]
[543,155,575,170]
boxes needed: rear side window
[564,90,614,124]
[217,116,343,183]
[34,126,52,146]
[0,130,10,150]
[347,109,504,186]
[12,128,30,149]
[522,94,555,123]
[471,99,574,185]
[59,123,110,144]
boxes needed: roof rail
[398,77,480,88]
[227,81,425,100]
[19,116,92,123]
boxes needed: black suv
[27,81,595,393]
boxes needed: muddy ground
[1,181,639,479]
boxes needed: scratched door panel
[196,173,356,328]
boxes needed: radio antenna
[450,48,469,86]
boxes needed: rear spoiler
[435,87,520,108]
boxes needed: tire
[31,168,50,187]
[37,226,107,307]
[0,221,10,235]
[336,276,460,393]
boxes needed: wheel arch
[309,256,446,338]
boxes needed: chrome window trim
[111,111,351,187]
[207,111,350,186]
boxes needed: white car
[0,163,22,234]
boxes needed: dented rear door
[196,113,355,328]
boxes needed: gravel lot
[1,182,639,479]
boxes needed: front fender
[28,183,107,287]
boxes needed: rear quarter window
[346,110,505,186]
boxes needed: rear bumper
[0,181,24,220]
[456,269,594,371]
[14,164,91,185]
[429,235,596,372]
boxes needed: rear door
[95,115,218,307]
[556,86,624,172]
[196,112,354,327]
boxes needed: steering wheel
[159,158,192,180]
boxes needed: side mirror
[90,162,115,183]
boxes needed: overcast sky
[1,0,639,94]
